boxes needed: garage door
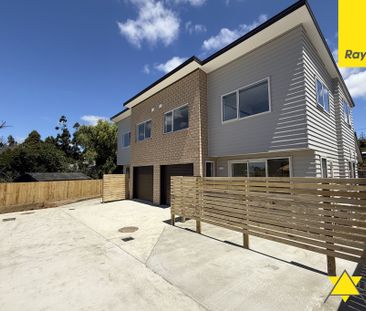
[161,163,194,205]
[133,166,153,203]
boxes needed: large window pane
[267,158,290,177]
[173,106,189,131]
[138,124,145,141]
[249,162,266,177]
[223,92,237,121]
[323,88,329,112]
[316,79,330,113]
[164,111,172,133]
[232,163,248,177]
[122,132,130,147]
[145,120,151,139]
[239,80,269,118]
[316,79,323,107]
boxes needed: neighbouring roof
[15,172,92,182]
[111,0,354,122]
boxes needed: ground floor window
[321,158,328,178]
[229,158,290,177]
[348,161,356,178]
[205,161,215,177]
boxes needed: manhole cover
[118,226,139,233]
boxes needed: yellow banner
[338,0,366,67]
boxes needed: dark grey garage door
[133,166,153,203]
[160,163,194,205]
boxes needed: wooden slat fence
[102,174,129,203]
[0,180,102,212]
[171,176,366,275]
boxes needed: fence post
[323,178,336,276]
[196,177,202,234]
[327,256,336,276]
[243,178,249,249]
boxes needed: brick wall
[130,69,208,204]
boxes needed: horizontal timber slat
[171,176,366,268]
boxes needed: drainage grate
[118,226,138,233]
[121,237,134,242]
[20,211,35,215]
[69,208,75,211]
[2,218,16,222]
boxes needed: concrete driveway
[0,199,357,311]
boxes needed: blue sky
[0,0,365,142]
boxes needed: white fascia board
[111,109,131,123]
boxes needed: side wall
[303,31,340,177]
[334,81,358,177]
[207,26,308,158]
[116,116,131,166]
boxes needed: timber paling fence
[171,176,366,275]
[0,180,102,212]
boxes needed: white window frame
[228,157,292,177]
[221,77,272,124]
[136,119,152,142]
[205,161,215,177]
[343,99,351,125]
[121,131,131,149]
[163,104,189,134]
[315,77,330,114]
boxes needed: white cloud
[185,21,207,34]
[117,0,180,48]
[169,0,206,6]
[143,64,150,74]
[202,14,268,52]
[332,49,366,99]
[155,56,187,73]
[81,115,108,126]
[344,70,366,99]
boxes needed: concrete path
[0,199,358,310]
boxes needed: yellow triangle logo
[328,271,362,302]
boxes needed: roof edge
[122,56,201,107]
[202,0,307,65]
[303,1,355,107]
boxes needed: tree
[7,135,16,147]
[74,120,117,178]
[0,138,69,181]
[24,130,41,146]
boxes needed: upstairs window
[122,132,131,148]
[137,120,151,141]
[316,79,330,113]
[343,100,351,125]
[222,78,270,122]
[222,92,237,122]
[164,105,189,133]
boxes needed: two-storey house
[111,0,361,205]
